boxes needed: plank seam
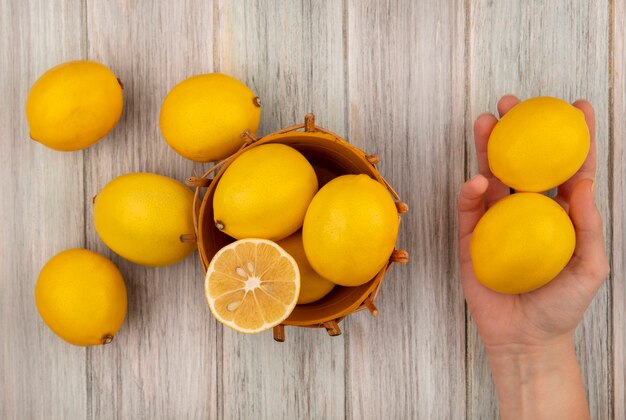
[607,0,615,417]
[213,0,220,74]
[342,2,350,419]
[212,5,223,419]
[82,0,92,418]
[463,0,472,418]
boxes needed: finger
[567,179,609,288]
[457,174,489,241]
[497,94,521,118]
[473,114,510,207]
[474,113,497,176]
[556,100,597,205]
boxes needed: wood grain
[345,1,467,418]
[84,1,217,419]
[469,1,612,418]
[0,1,88,419]
[612,0,625,417]
[1,1,622,418]
[216,2,346,419]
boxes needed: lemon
[94,173,197,266]
[35,249,127,346]
[302,174,399,287]
[213,144,318,241]
[488,96,590,192]
[470,193,575,294]
[160,73,261,162]
[205,239,300,333]
[277,231,335,304]
[26,60,123,151]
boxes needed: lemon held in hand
[470,193,575,294]
[94,173,197,266]
[277,231,335,304]
[303,174,399,287]
[488,96,590,192]
[160,73,261,162]
[35,249,127,346]
[213,144,318,241]
[26,60,123,151]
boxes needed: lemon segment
[470,193,576,294]
[205,239,300,334]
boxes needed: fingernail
[590,180,595,195]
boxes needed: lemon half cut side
[205,239,300,334]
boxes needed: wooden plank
[0,1,87,419]
[84,1,217,419]
[216,1,346,419]
[345,1,467,418]
[469,1,612,418]
[612,0,625,417]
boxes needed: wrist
[485,335,589,420]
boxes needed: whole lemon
[26,60,123,151]
[94,173,197,266]
[213,144,318,241]
[302,174,399,287]
[160,73,261,162]
[35,249,127,346]
[470,193,575,294]
[488,96,589,192]
[277,231,335,304]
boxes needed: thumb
[568,179,610,282]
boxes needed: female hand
[457,95,610,420]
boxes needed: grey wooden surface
[0,1,623,419]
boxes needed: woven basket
[186,114,408,341]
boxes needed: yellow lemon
[94,173,197,266]
[488,96,589,192]
[35,249,127,346]
[302,174,399,287]
[470,193,575,294]
[26,60,123,151]
[160,73,261,162]
[205,239,300,333]
[213,144,318,241]
[277,231,335,304]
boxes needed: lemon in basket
[213,144,318,241]
[277,231,335,304]
[160,73,261,162]
[303,174,399,287]
[205,239,300,333]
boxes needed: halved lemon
[204,239,300,333]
